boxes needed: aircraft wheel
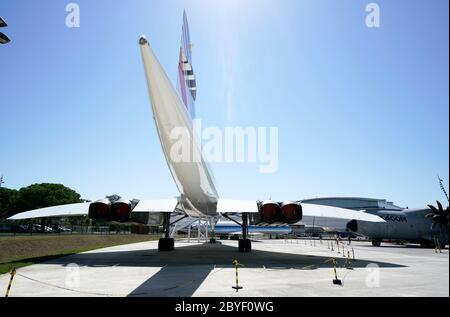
[420,242,434,248]
[372,240,381,247]
[159,238,175,251]
[238,239,252,252]
[245,239,252,252]
[209,238,216,244]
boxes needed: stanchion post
[345,251,353,270]
[232,260,243,292]
[5,267,16,297]
[325,258,342,285]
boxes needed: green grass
[0,253,78,275]
[0,234,159,275]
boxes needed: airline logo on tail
[177,11,197,118]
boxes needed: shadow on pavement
[39,241,406,297]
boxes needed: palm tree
[426,200,449,251]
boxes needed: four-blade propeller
[0,16,11,44]
[426,200,449,230]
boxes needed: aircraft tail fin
[177,10,197,118]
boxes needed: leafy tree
[0,187,19,220]
[13,183,82,215]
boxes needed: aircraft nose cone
[139,35,148,45]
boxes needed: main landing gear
[238,213,252,253]
[158,213,175,252]
[222,213,252,252]
[372,240,381,247]
[159,237,175,251]
[209,218,217,244]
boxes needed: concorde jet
[8,12,383,252]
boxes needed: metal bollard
[325,258,342,285]
[345,251,353,270]
[5,267,16,297]
[232,260,243,292]
[352,248,356,261]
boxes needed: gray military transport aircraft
[346,197,449,248]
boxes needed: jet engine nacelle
[346,219,358,232]
[111,199,132,223]
[280,201,302,224]
[259,200,282,223]
[88,199,112,221]
[258,200,303,224]
[88,198,133,222]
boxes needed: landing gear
[238,238,252,252]
[372,240,381,247]
[222,213,252,252]
[159,237,175,251]
[209,218,217,244]
[239,213,252,253]
[159,213,175,252]
[420,241,435,248]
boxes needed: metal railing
[0,225,132,237]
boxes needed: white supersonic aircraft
[8,12,383,252]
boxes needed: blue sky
[0,0,448,208]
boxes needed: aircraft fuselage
[349,209,449,246]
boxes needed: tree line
[0,183,83,221]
